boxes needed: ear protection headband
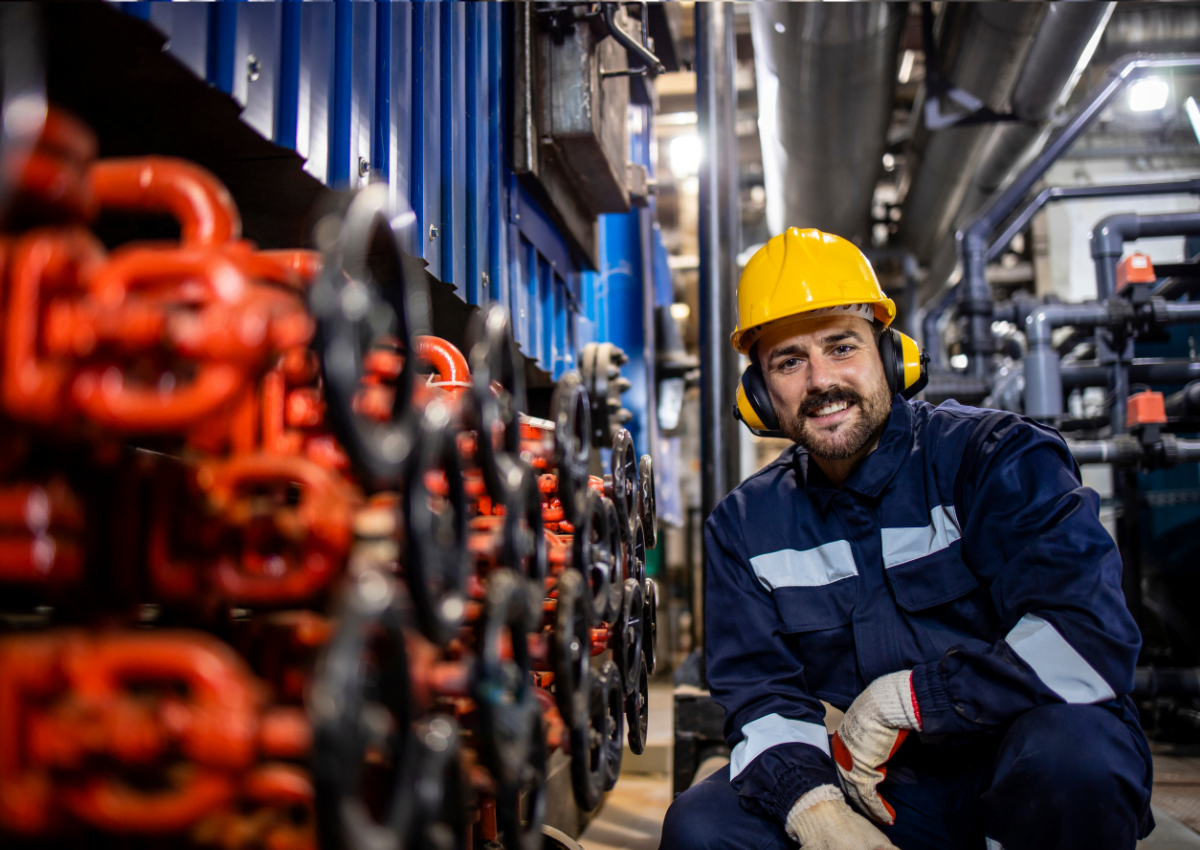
[733,327,929,438]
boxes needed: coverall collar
[793,396,913,508]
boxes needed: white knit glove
[831,670,921,825]
[785,785,898,850]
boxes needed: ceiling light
[669,134,702,177]
[1186,96,1200,146]
[670,302,691,321]
[1129,77,1169,112]
[774,21,785,34]
[897,49,916,85]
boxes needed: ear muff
[733,361,783,438]
[879,328,929,400]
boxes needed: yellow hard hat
[730,227,896,355]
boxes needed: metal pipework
[1062,358,1200,388]
[956,53,1200,375]
[1067,435,1200,467]
[1024,303,1109,420]
[1091,210,1200,300]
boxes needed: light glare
[1129,77,1169,112]
[669,134,702,177]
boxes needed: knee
[659,769,744,850]
[996,704,1147,798]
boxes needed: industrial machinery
[0,101,659,849]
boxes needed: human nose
[806,353,838,394]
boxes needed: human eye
[831,344,856,357]
[776,357,802,373]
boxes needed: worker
[660,228,1152,850]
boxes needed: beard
[779,379,893,461]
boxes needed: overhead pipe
[956,53,1200,378]
[1062,359,1200,388]
[899,4,1044,264]
[916,4,1114,301]
[750,3,904,244]
[1091,211,1200,300]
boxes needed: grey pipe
[1063,359,1200,388]
[750,3,904,244]
[1024,303,1109,419]
[956,53,1200,375]
[1066,436,1200,466]
[1091,211,1200,299]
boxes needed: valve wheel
[614,578,644,696]
[569,664,608,812]
[394,716,466,850]
[599,660,624,791]
[310,186,428,489]
[474,568,538,789]
[602,498,624,620]
[552,570,592,729]
[468,304,525,501]
[606,429,637,544]
[637,454,656,550]
[625,653,650,756]
[643,578,658,675]
[550,371,591,525]
[312,569,418,850]
[496,707,548,850]
[626,513,647,588]
[572,488,613,624]
[404,398,469,646]
[499,460,548,587]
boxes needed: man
[660,228,1152,850]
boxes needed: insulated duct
[899,4,1044,264]
[750,3,904,245]
[920,3,1115,300]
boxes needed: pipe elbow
[1089,212,1139,260]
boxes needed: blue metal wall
[122,0,666,405]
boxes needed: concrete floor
[577,685,1200,850]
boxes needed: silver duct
[898,4,1045,263]
[750,3,904,245]
[919,3,1115,301]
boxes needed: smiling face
[757,314,893,466]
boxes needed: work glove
[785,785,898,850]
[831,670,921,825]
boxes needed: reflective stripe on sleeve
[749,541,857,591]
[729,713,831,780]
[881,505,961,568]
[1005,613,1116,704]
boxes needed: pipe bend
[1089,211,1139,260]
[88,157,242,247]
[414,336,469,385]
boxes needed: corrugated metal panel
[119,0,661,408]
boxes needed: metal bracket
[921,3,1020,130]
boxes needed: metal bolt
[247,54,261,82]
[429,224,439,241]
[358,157,370,178]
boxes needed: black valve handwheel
[571,488,613,624]
[569,665,608,812]
[550,371,591,525]
[404,398,469,647]
[310,186,429,489]
[552,570,591,730]
[499,460,548,587]
[626,513,647,588]
[400,716,466,850]
[643,578,658,675]
[602,497,624,620]
[607,429,637,543]
[637,454,656,550]
[312,570,417,850]
[468,304,526,501]
[474,568,538,789]
[625,653,650,756]
[599,660,624,791]
[614,578,644,697]
[496,706,548,850]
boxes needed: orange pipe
[414,335,469,385]
[89,158,241,247]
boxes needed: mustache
[800,387,862,416]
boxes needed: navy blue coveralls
[662,398,1154,850]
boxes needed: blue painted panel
[132,0,662,404]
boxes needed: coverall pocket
[885,546,981,612]
[774,578,857,632]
